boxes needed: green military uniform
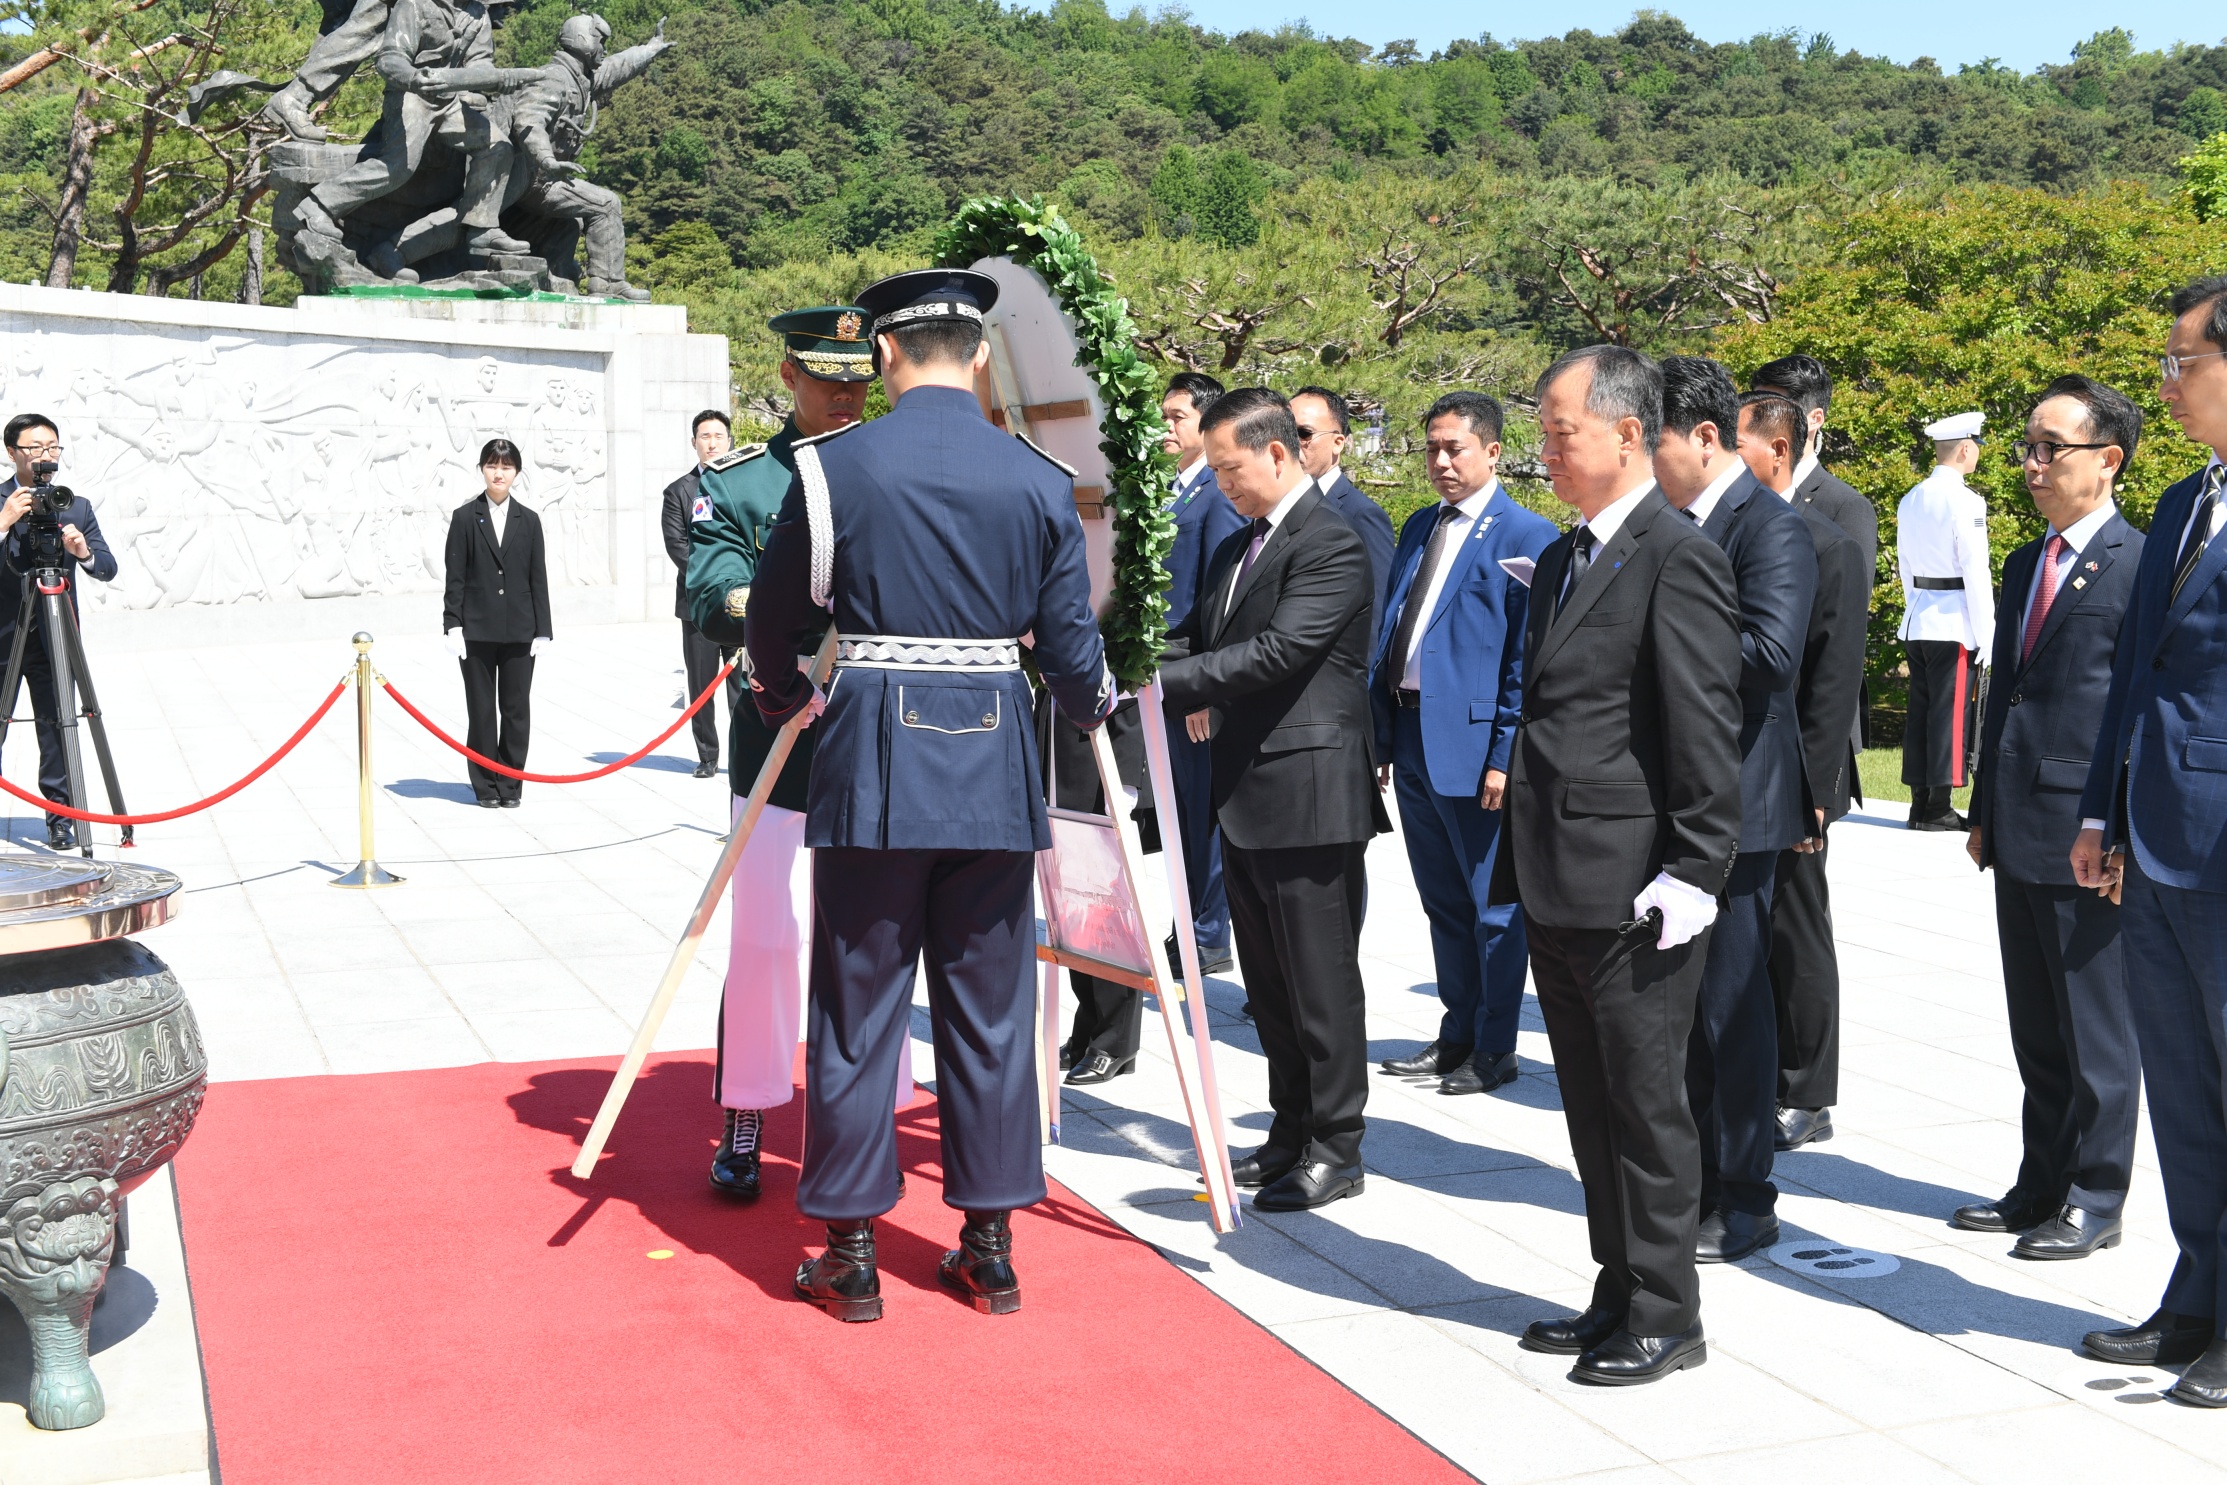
[686,422,822,812]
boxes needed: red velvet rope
[0,677,351,825]
[381,662,734,784]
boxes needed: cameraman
[1,414,117,849]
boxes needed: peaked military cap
[769,304,876,382]
[856,268,1000,337]
[1923,410,1985,441]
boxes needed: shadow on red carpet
[172,1053,1474,1485]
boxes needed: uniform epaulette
[793,422,862,449]
[705,443,768,472]
[1013,431,1077,478]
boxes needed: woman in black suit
[442,439,553,808]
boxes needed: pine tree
[1149,145,1203,238]
[1198,150,1261,249]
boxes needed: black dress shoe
[1059,1043,1078,1072]
[1696,1208,1779,1263]
[45,821,73,850]
[1520,1303,1626,1355]
[708,1147,761,1200]
[1228,1146,1298,1189]
[1908,812,1967,832]
[1573,1325,1707,1386]
[1252,1160,1364,1212]
[478,798,501,809]
[1441,1051,1518,1095]
[795,1219,882,1321]
[500,798,520,808]
[1164,931,1234,977]
[2171,1337,2227,1408]
[939,1210,1020,1315]
[1774,1106,1833,1150]
[2082,1308,2217,1365]
[1065,1051,1135,1086]
[692,760,718,778]
[1951,1192,2056,1233]
[1380,1040,1470,1078]
[2015,1204,2122,1260]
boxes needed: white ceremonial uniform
[1897,465,1996,663]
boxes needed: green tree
[1196,149,1261,248]
[1149,145,1203,238]
[2183,132,2227,222]
[2181,88,2227,141]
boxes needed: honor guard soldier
[1897,410,1995,830]
[684,305,911,1199]
[745,268,1114,1323]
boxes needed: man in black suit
[0,414,119,850]
[1749,354,1877,604]
[662,409,732,778]
[1494,346,1743,1386]
[1160,387,1388,1213]
[1737,394,1869,1154]
[1962,375,2145,1260]
[1290,387,1396,639]
[1655,358,1816,1265]
[442,438,553,807]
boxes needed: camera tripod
[0,563,130,856]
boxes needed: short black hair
[886,317,983,368]
[1738,391,1804,450]
[2036,374,2141,472]
[1422,391,1504,443]
[1750,353,1833,420]
[1165,372,1225,414]
[1660,356,1740,439]
[1291,385,1352,436]
[1535,345,1664,454]
[3,414,58,448]
[479,438,523,470]
[692,409,732,435]
[1197,386,1299,459]
[2171,276,2227,352]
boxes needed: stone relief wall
[0,317,613,614]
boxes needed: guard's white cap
[1924,410,1985,441]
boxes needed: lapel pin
[2072,576,2087,589]
[2085,560,2099,571]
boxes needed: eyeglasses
[9,442,59,458]
[2013,439,2113,465]
[2162,350,2227,381]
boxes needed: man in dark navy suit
[2075,278,2227,1402]
[1158,372,1245,974]
[1963,375,2144,1262]
[1290,387,1395,639]
[748,268,1113,1323]
[1369,392,1555,1096]
[1656,357,1815,1266]
[0,414,119,850]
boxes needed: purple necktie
[1228,517,1270,613]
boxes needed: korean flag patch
[691,495,714,523]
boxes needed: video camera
[20,460,75,570]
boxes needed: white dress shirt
[2019,501,2115,636]
[1396,480,1496,691]
[1172,457,1210,504]
[486,492,510,546]
[2176,455,2227,552]
[1896,465,1995,661]
[1789,451,1820,501]
[1680,460,1745,530]
[1223,476,1314,615]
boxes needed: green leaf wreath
[933,196,1177,691]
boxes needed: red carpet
[173,1055,1473,1485]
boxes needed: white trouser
[717,799,914,1110]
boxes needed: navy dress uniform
[746,269,1112,1320]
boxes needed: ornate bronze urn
[0,856,194,1429]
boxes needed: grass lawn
[1857,747,1972,815]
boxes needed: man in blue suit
[1370,392,1555,1095]
[0,414,119,852]
[2075,276,2227,1403]
[1291,387,1396,641]
[1159,372,1246,973]
[747,268,1114,1323]
[1657,357,1816,1265]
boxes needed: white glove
[444,629,466,660]
[531,637,552,658]
[1633,871,1718,951]
[794,682,827,729]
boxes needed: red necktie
[2021,533,2065,664]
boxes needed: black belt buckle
[1395,689,1421,709]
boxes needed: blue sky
[1165,1,2227,74]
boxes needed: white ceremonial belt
[835,635,1022,672]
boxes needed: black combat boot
[709,1108,762,1200]
[794,1219,882,1321]
[938,1210,1021,1315]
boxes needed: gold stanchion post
[332,632,401,889]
